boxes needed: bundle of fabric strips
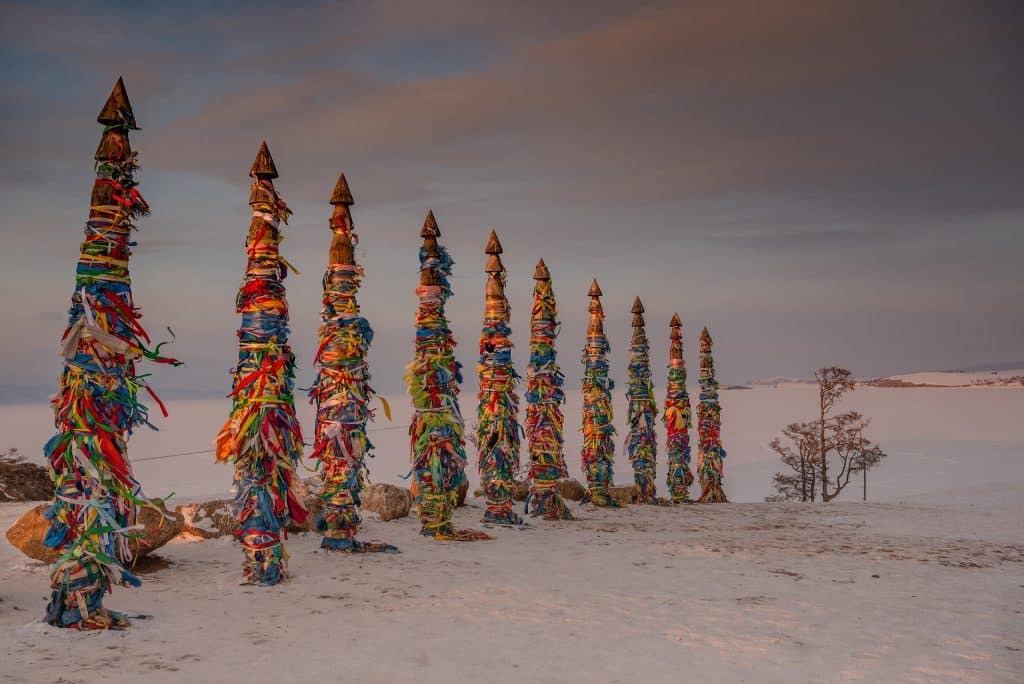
[308,174,395,553]
[625,297,658,504]
[580,279,619,507]
[405,211,489,541]
[475,231,523,526]
[663,314,694,503]
[216,142,307,584]
[696,326,728,502]
[524,259,572,520]
[44,78,181,630]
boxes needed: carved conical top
[670,312,681,328]
[97,77,137,128]
[701,326,712,344]
[588,279,602,297]
[631,297,645,315]
[421,210,440,237]
[250,141,278,179]
[485,253,504,274]
[533,258,550,280]
[484,229,503,255]
[330,172,354,205]
[632,312,645,328]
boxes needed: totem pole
[216,142,307,584]
[663,314,694,502]
[44,78,181,629]
[580,279,619,506]
[475,230,522,525]
[406,212,489,540]
[309,173,395,552]
[696,326,728,502]
[625,297,658,503]
[524,259,572,519]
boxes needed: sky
[0,0,1021,402]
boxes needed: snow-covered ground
[1,387,1022,682]
[2,385,1023,504]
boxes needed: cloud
[0,0,1022,400]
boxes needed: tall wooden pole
[216,142,308,584]
[45,78,181,629]
[406,212,489,541]
[581,279,619,507]
[309,173,395,552]
[626,297,658,503]
[525,259,573,519]
[664,314,695,503]
[696,326,728,502]
[475,230,523,525]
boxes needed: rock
[610,485,638,506]
[557,478,587,501]
[133,501,185,556]
[7,501,184,563]
[455,480,469,508]
[362,483,412,521]
[5,504,56,563]
[176,499,237,540]
[471,481,528,502]
[0,451,51,502]
[286,477,322,533]
[510,480,529,502]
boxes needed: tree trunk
[819,392,828,502]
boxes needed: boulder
[510,480,529,502]
[0,452,51,502]
[133,501,185,556]
[557,478,587,501]
[610,485,638,506]
[176,499,237,539]
[5,504,55,563]
[362,483,412,521]
[286,477,323,533]
[6,500,183,563]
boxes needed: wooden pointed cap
[97,77,137,128]
[421,210,440,237]
[330,172,354,205]
[588,279,602,297]
[632,313,645,328]
[700,325,712,343]
[485,229,503,255]
[533,258,550,280]
[670,313,682,340]
[631,297,645,315]
[485,253,504,274]
[250,141,278,179]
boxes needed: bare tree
[767,367,887,502]
[820,411,886,501]
[765,422,819,501]
[814,367,855,501]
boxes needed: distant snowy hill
[866,369,1024,388]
